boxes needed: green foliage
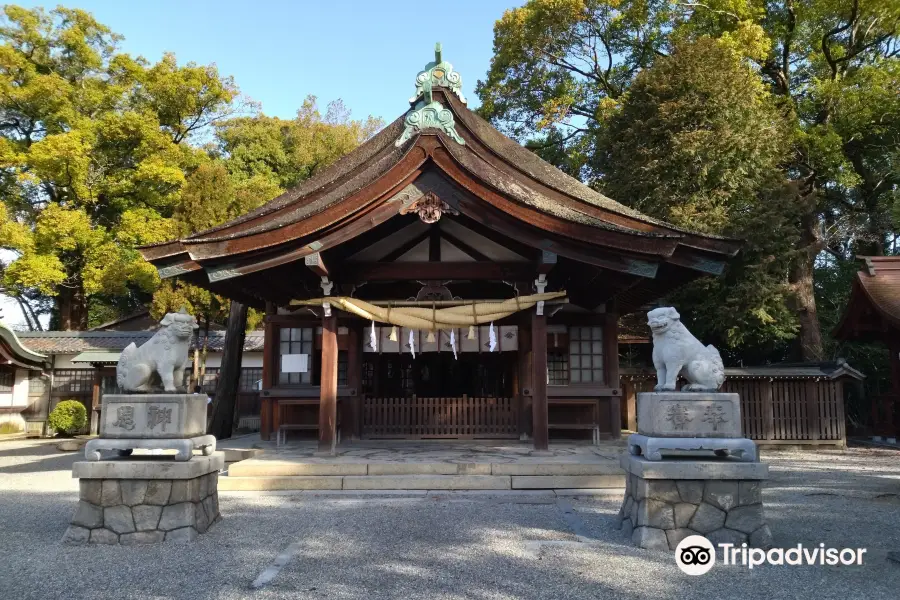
[48,399,87,435]
[0,5,241,329]
[599,38,799,351]
[215,96,383,190]
[478,0,900,362]
[0,6,381,331]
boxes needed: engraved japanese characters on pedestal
[84,309,215,462]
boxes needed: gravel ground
[1,439,899,600]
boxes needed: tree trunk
[788,256,824,361]
[208,301,247,440]
[788,209,825,361]
[57,283,88,330]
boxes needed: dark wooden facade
[834,256,900,436]
[139,47,739,451]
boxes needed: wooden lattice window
[279,327,314,385]
[28,371,47,396]
[338,351,348,387]
[239,368,264,392]
[0,369,13,393]
[547,350,569,385]
[568,326,604,383]
[52,370,94,394]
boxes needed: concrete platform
[220,439,627,491]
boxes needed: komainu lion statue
[648,307,725,392]
[117,309,198,392]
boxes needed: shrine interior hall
[140,44,740,452]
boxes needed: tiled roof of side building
[16,330,265,354]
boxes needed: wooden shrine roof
[139,46,741,312]
[835,256,900,341]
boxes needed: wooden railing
[363,395,518,439]
[621,375,846,444]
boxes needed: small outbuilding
[834,256,900,437]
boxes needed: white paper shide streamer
[489,322,497,352]
[450,329,457,360]
[370,321,377,352]
[409,328,416,359]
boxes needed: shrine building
[140,45,740,452]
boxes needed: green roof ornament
[395,42,466,147]
[409,42,467,105]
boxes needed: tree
[598,38,799,354]
[0,5,242,329]
[214,96,383,189]
[477,0,900,360]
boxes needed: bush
[48,400,87,435]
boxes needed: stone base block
[616,454,771,551]
[628,433,757,462]
[101,394,207,439]
[84,435,216,462]
[637,392,742,438]
[63,454,223,545]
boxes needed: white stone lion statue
[647,307,725,392]
[117,308,198,392]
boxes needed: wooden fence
[621,374,847,445]
[363,395,518,438]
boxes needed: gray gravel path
[1,440,898,600]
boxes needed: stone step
[227,459,622,478]
[218,472,626,491]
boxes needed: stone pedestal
[617,454,771,551]
[633,392,754,461]
[62,453,223,545]
[84,394,214,461]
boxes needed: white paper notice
[281,354,309,373]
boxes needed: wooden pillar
[347,324,362,439]
[318,313,338,453]
[531,311,548,450]
[517,322,533,439]
[89,368,102,435]
[604,310,621,438]
[624,381,638,432]
[260,308,276,441]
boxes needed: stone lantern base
[617,454,772,551]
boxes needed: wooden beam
[429,224,441,262]
[531,311,549,450]
[441,230,490,261]
[379,229,430,262]
[318,313,339,453]
[340,261,533,281]
[304,252,328,277]
[453,214,538,260]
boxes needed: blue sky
[15,0,518,122]
[2,1,519,327]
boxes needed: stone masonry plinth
[62,454,223,545]
[617,454,772,551]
